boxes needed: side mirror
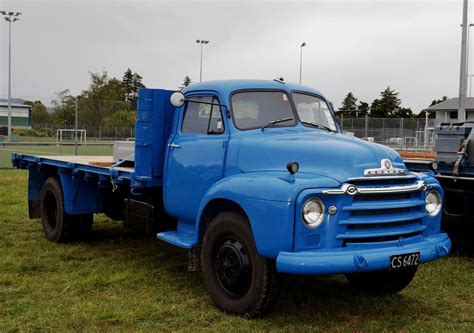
[170,91,185,108]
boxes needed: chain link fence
[339,116,436,152]
[0,99,134,168]
[0,101,436,169]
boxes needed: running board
[157,230,195,249]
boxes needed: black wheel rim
[214,237,252,298]
[44,191,58,228]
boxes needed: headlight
[425,190,442,217]
[302,198,325,228]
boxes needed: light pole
[458,0,469,123]
[469,74,474,97]
[466,23,474,96]
[299,42,306,84]
[196,40,209,82]
[1,11,21,142]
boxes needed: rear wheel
[201,212,280,318]
[40,177,93,242]
[345,267,418,294]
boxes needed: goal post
[56,129,87,145]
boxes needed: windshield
[231,91,297,130]
[293,93,338,132]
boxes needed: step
[157,230,195,249]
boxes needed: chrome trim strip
[347,175,418,181]
[435,174,474,181]
[322,180,426,195]
[363,168,408,176]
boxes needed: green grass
[0,170,473,332]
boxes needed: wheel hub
[215,238,251,298]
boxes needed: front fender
[195,172,340,258]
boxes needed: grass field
[0,170,473,332]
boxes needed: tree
[339,92,358,117]
[51,89,76,128]
[122,68,133,93]
[357,101,370,117]
[122,68,145,109]
[340,92,358,110]
[429,96,448,107]
[392,107,414,118]
[80,71,130,138]
[370,86,401,117]
[417,110,435,119]
[23,100,50,130]
[82,71,125,101]
[179,76,193,90]
[104,110,136,129]
[416,96,447,119]
[370,98,382,117]
[30,101,50,128]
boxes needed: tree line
[24,71,194,137]
[24,68,146,135]
[27,77,446,136]
[339,87,448,119]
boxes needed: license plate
[389,252,420,271]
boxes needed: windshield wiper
[261,117,294,131]
[301,121,336,133]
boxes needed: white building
[0,102,32,129]
[427,97,474,125]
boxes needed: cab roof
[182,79,326,100]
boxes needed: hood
[237,131,406,183]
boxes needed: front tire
[201,212,280,318]
[345,267,418,294]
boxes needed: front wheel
[201,212,280,318]
[345,267,418,294]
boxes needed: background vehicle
[13,80,451,317]
[405,122,474,248]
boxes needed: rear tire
[40,177,93,242]
[201,211,280,318]
[345,267,418,294]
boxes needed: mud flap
[123,198,155,234]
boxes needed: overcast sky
[0,0,468,112]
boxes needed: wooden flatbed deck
[32,155,134,173]
[12,152,162,188]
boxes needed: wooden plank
[398,151,436,159]
[36,155,114,166]
[89,161,114,167]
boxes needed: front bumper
[276,233,451,275]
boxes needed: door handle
[168,143,181,149]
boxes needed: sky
[0,0,468,112]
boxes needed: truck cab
[13,79,451,318]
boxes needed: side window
[181,96,224,134]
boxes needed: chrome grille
[335,178,426,246]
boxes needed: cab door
[164,95,228,221]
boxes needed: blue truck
[13,80,451,317]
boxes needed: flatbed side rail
[12,153,134,180]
